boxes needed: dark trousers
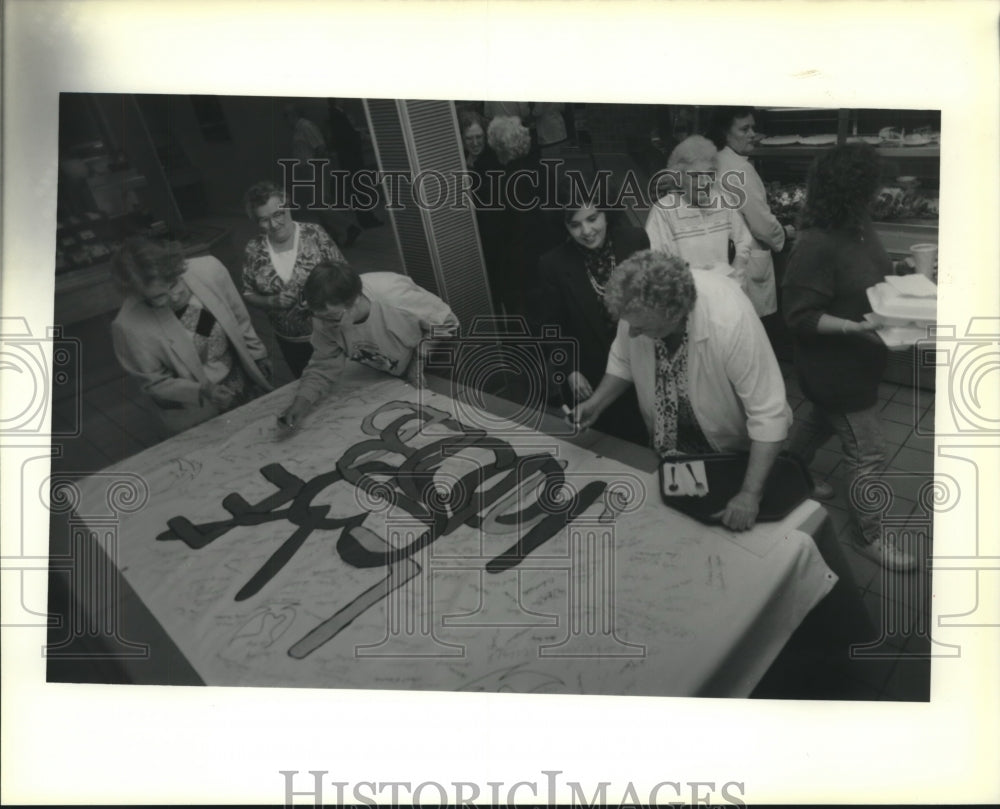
[277,337,314,379]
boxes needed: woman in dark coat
[536,176,650,445]
[486,114,561,317]
[459,109,508,312]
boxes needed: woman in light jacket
[708,106,794,319]
[111,237,273,436]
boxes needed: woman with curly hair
[241,180,348,377]
[783,143,916,571]
[571,249,792,531]
[110,237,273,436]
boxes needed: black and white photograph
[3,2,998,807]
[44,93,941,702]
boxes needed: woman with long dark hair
[535,175,649,444]
[783,143,917,571]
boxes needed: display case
[750,107,940,390]
[55,94,226,325]
[752,107,940,257]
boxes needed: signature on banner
[158,401,618,658]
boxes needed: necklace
[585,255,614,297]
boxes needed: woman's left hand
[716,490,760,531]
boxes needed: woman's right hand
[567,371,594,402]
[569,396,603,430]
[201,382,235,411]
[273,290,298,310]
[843,318,884,345]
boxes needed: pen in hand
[561,404,577,427]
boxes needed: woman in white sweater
[707,107,795,318]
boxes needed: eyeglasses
[256,208,290,227]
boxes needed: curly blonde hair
[604,249,696,321]
[487,115,531,165]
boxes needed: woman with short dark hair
[783,143,916,572]
[535,174,649,444]
[110,237,272,436]
[708,106,792,319]
[241,180,347,377]
[278,264,459,430]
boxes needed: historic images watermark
[280,769,747,808]
[278,158,751,215]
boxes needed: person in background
[326,98,382,229]
[571,249,792,531]
[532,102,568,156]
[484,100,532,121]
[459,109,506,314]
[644,135,752,293]
[484,100,538,155]
[460,108,500,172]
[708,106,794,321]
[782,143,917,572]
[536,174,649,445]
[278,263,459,430]
[282,103,360,248]
[486,115,560,317]
[110,237,273,436]
[241,181,348,378]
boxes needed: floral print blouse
[241,222,346,340]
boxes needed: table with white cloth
[51,365,862,697]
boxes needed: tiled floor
[770,357,934,701]
[47,151,934,700]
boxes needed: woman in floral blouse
[241,180,347,377]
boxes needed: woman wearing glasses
[241,180,348,377]
[110,236,273,436]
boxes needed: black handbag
[657,451,813,525]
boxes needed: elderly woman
[645,135,752,293]
[783,144,916,572]
[485,115,559,316]
[110,237,273,436]
[536,174,649,444]
[241,180,348,377]
[708,107,794,318]
[571,250,792,531]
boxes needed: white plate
[866,316,934,349]
[903,134,933,146]
[867,284,936,325]
[758,135,801,146]
[884,273,937,298]
[798,134,838,146]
